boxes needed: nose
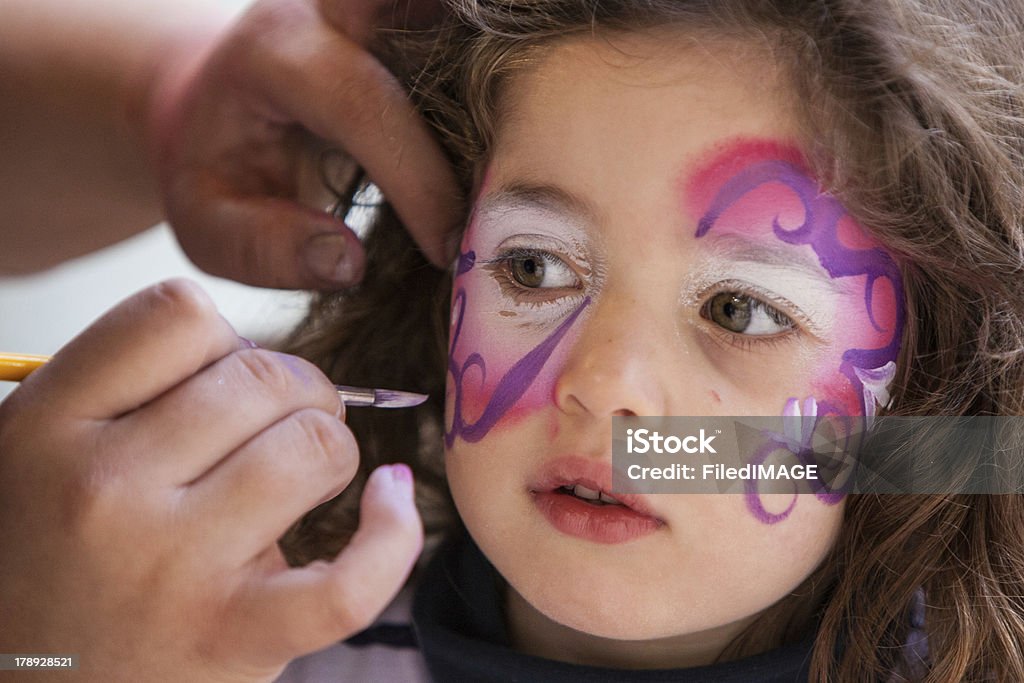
[553,293,675,418]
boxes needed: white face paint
[680,233,848,340]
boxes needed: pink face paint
[687,139,904,416]
[686,139,905,524]
[445,273,589,446]
[445,202,591,447]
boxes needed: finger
[257,21,463,267]
[110,349,344,484]
[317,0,380,45]
[223,464,422,667]
[182,408,360,560]
[318,0,446,43]
[167,187,369,289]
[24,279,240,420]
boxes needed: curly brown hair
[281,1,1024,679]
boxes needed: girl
[278,0,1024,680]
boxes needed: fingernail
[305,233,357,284]
[389,464,414,497]
[239,336,259,349]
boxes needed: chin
[481,534,715,641]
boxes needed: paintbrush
[0,352,427,409]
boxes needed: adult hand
[0,280,423,681]
[155,0,460,290]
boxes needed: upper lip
[529,455,665,522]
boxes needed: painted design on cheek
[745,396,852,524]
[445,251,590,447]
[854,361,897,423]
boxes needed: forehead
[487,30,802,209]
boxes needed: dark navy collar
[412,531,813,683]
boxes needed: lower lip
[532,491,663,544]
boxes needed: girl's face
[443,32,902,666]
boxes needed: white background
[0,0,310,401]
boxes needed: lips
[529,456,665,544]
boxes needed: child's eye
[481,247,584,308]
[508,252,577,289]
[701,291,795,336]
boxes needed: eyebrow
[700,232,845,291]
[475,182,604,226]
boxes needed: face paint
[445,266,590,446]
[688,140,904,415]
[743,395,855,524]
[687,139,904,523]
[445,202,592,448]
[442,38,865,652]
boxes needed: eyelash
[705,323,791,352]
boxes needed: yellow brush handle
[0,351,428,408]
[0,353,51,382]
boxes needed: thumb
[318,0,447,43]
[229,464,424,668]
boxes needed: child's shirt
[274,532,816,682]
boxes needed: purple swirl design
[696,160,904,385]
[744,398,854,524]
[445,250,591,447]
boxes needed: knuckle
[233,350,340,414]
[231,1,317,77]
[292,409,354,475]
[59,460,125,543]
[325,575,377,633]
[145,278,217,324]
[247,0,310,34]
[333,62,392,128]
[234,349,297,397]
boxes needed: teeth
[565,485,624,506]
[572,484,601,500]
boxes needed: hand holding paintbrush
[0,280,425,679]
[0,352,427,408]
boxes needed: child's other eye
[506,250,579,289]
[702,291,795,336]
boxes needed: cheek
[445,267,587,444]
[449,318,566,428]
[448,208,555,428]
